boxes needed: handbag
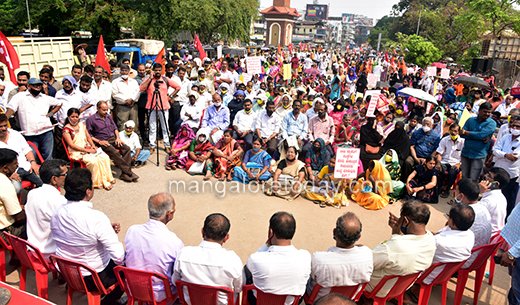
[365,144,380,154]
[187,160,206,174]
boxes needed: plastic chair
[453,241,502,305]
[27,141,44,164]
[241,284,301,305]
[62,138,87,170]
[304,282,368,304]
[0,232,13,282]
[175,280,235,305]
[487,231,504,285]
[114,266,177,305]
[17,141,44,203]
[4,232,56,300]
[415,261,466,305]
[362,272,422,305]
[50,255,118,305]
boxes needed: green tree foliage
[140,0,259,43]
[466,0,520,37]
[396,33,442,67]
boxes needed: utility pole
[25,0,32,38]
[416,10,422,36]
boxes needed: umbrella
[455,76,490,89]
[376,81,390,88]
[399,88,438,105]
[431,62,447,69]
[511,87,520,99]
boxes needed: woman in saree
[406,155,439,203]
[359,117,384,171]
[382,121,411,181]
[330,68,342,101]
[333,114,359,152]
[212,130,243,181]
[304,155,350,208]
[379,149,406,201]
[233,136,272,183]
[377,112,395,140]
[62,108,115,190]
[305,138,331,183]
[345,67,357,99]
[185,129,214,180]
[165,123,195,170]
[330,99,347,126]
[264,146,306,201]
[350,160,393,210]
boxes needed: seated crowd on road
[0,46,519,304]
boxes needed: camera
[154,80,163,88]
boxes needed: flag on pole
[0,30,20,85]
[94,35,110,74]
[194,34,207,59]
[385,51,389,63]
[288,44,293,54]
[153,46,166,74]
[299,41,303,51]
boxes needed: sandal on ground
[319,202,327,208]
[165,165,172,171]
[447,199,456,205]
[104,185,113,191]
[203,175,212,181]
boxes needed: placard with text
[334,148,360,179]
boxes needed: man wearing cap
[189,58,202,81]
[178,91,202,134]
[202,58,220,95]
[6,78,62,160]
[112,64,140,131]
[120,120,150,167]
[196,80,213,109]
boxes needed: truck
[0,36,75,82]
[110,39,164,69]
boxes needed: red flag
[288,44,293,54]
[94,35,110,74]
[194,34,207,59]
[319,45,323,52]
[385,51,389,63]
[299,41,303,51]
[277,44,282,55]
[346,46,349,52]
[0,31,20,85]
[153,46,166,74]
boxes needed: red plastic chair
[4,232,56,300]
[175,280,235,305]
[415,261,466,305]
[0,233,13,282]
[17,141,44,203]
[114,266,177,305]
[50,255,118,305]
[487,231,505,285]
[27,141,44,164]
[241,284,301,305]
[453,241,503,305]
[362,272,422,305]
[62,138,87,170]
[304,282,368,304]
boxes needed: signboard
[366,94,380,117]
[334,148,360,179]
[427,66,437,77]
[342,13,354,23]
[440,68,450,79]
[283,64,291,80]
[246,56,262,75]
[217,45,223,59]
[306,4,329,20]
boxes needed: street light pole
[416,10,422,36]
[25,0,32,38]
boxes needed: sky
[260,0,401,22]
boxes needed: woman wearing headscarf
[166,123,195,170]
[431,111,444,137]
[185,129,215,180]
[305,138,331,183]
[330,68,342,101]
[356,71,368,95]
[275,94,293,118]
[233,136,272,183]
[344,67,358,99]
[382,121,411,181]
[359,117,384,170]
[264,146,306,201]
[350,160,393,210]
[330,99,347,126]
[379,149,406,201]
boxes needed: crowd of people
[0,44,520,304]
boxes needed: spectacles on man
[56,172,68,177]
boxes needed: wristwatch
[508,251,516,261]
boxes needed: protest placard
[427,66,437,77]
[246,57,262,75]
[334,148,360,179]
[367,73,378,88]
[283,64,291,80]
[440,68,450,79]
[366,94,380,117]
[217,45,222,59]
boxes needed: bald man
[306,212,373,300]
[314,293,356,305]
[86,101,138,182]
[125,193,184,302]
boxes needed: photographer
[140,63,180,154]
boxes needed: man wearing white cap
[177,91,202,134]
[196,80,213,109]
[189,58,202,81]
[120,120,150,167]
[220,83,232,107]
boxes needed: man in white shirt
[0,148,26,240]
[78,75,99,121]
[304,55,313,70]
[6,78,62,160]
[178,91,202,133]
[196,81,213,109]
[112,64,140,130]
[246,212,311,305]
[307,212,373,300]
[496,109,520,142]
[25,159,67,259]
[173,213,243,305]
[233,99,256,152]
[0,113,43,193]
[254,101,281,156]
[215,59,234,95]
[0,68,16,102]
[51,168,125,304]
[436,124,465,198]
[120,120,150,167]
[91,66,113,109]
[479,167,509,235]
[170,67,191,136]
[125,193,184,302]
[454,178,492,268]
[365,201,436,299]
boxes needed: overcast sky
[260,0,400,21]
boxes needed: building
[260,0,301,47]
[250,15,266,45]
[293,20,329,43]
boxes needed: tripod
[149,80,169,166]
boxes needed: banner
[246,57,262,75]
[0,30,20,85]
[194,34,207,59]
[334,148,360,179]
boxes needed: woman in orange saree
[212,130,243,181]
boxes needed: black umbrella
[455,76,489,89]
[377,81,390,88]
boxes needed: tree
[141,0,259,43]
[397,33,442,67]
[466,0,520,37]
